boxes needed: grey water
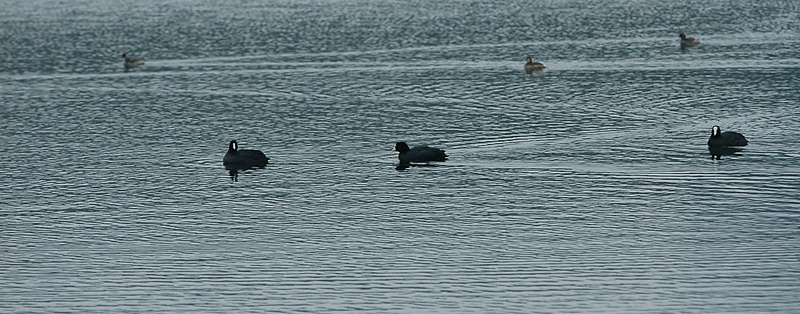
[2,0,799,312]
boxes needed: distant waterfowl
[524,56,546,73]
[708,125,748,147]
[122,53,144,70]
[223,140,269,168]
[393,142,448,164]
[679,33,700,47]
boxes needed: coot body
[393,142,448,164]
[223,140,269,168]
[708,125,748,147]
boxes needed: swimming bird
[679,33,700,46]
[223,140,269,168]
[524,56,546,73]
[122,53,144,70]
[707,125,748,147]
[393,142,448,164]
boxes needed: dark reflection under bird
[708,146,744,160]
[708,125,748,147]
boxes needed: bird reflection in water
[708,146,744,160]
[225,164,268,181]
[395,162,443,171]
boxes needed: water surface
[1,0,799,312]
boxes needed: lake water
[1,0,799,312]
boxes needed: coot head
[393,142,411,154]
[711,125,721,137]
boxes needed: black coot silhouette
[223,140,269,168]
[707,125,748,147]
[393,142,448,164]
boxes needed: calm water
[2,0,799,312]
